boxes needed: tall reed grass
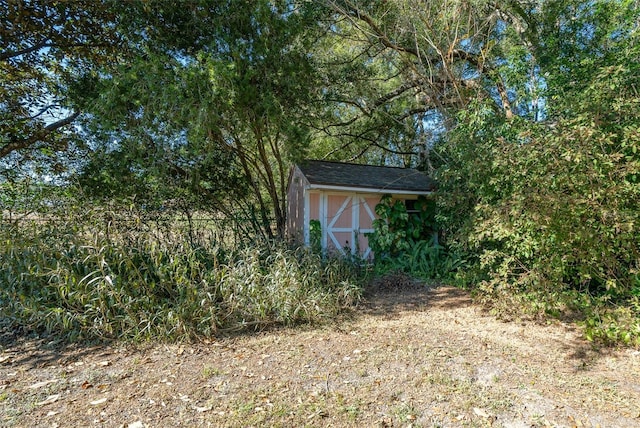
[0,209,363,341]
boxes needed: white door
[322,193,378,259]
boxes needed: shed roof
[297,160,435,193]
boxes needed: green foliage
[0,0,123,162]
[367,194,460,279]
[437,101,640,342]
[0,203,363,342]
[0,178,72,221]
[309,219,322,254]
[369,195,434,257]
[583,302,640,347]
[82,0,329,239]
[218,244,362,329]
[3,0,640,348]
[78,134,248,218]
[433,0,640,345]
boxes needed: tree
[0,0,123,167]
[311,0,535,167]
[433,0,640,324]
[83,0,328,238]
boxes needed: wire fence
[2,211,278,248]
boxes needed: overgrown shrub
[434,60,640,346]
[367,194,462,280]
[0,207,363,341]
[218,244,362,329]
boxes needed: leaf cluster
[367,194,460,279]
[79,0,331,237]
[1,0,125,162]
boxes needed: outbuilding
[286,160,435,259]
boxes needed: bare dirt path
[1,286,639,427]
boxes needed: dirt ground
[1,285,639,427]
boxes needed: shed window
[405,199,420,213]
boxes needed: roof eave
[306,183,433,195]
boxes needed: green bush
[434,61,640,345]
[0,208,363,341]
[367,194,462,280]
[217,244,362,329]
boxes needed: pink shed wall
[285,166,306,242]
[326,194,352,228]
[327,231,352,253]
[359,195,379,229]
[309,192,319,221]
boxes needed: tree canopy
[432,0,639,340]
[0,0,123,169]
[72,0,332,237]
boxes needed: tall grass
[0,209,363,341]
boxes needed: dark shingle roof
[297,160,435,192]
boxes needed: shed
[286,160,435,259]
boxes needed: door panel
[323,193,380,258]
[327,195,352,228]
[326,194,353,253]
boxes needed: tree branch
[0,38,54,61]
[0,111,80,159]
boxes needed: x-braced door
[323,193,378,259]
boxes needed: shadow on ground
[356,276,609,369]
[0,277,611,371]
[361,284,472,318]
[0,323,113,370]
